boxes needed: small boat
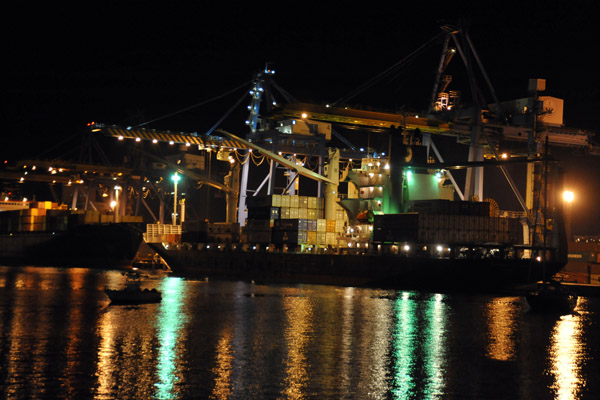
[525,280,578,314]
[131,255,170,272]
[104,274,162,304]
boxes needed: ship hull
[151,246,565,292]
[0,223,144,269]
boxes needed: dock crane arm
[216,129,335,185]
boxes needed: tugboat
[104,272,162,305]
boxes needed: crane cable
[136,80,253,128]
[333,31,445,106]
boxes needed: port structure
[79,25,599,255]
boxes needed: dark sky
[3,2,600,234]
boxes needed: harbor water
[0,266,599,399]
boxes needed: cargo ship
[0,201,144,269]
[90,65,576,291]
[143,152,568,292]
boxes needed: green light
[172,173,180,183]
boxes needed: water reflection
[548,299,587,400]
[281,287,314,399]
[210,326,233,399]
[392,292,418,398]
[0,267,598,399]
[423,293,447,398]
[485,297,518,361]
[363,290,395,398]
[391,292,447,399]
[155,277,188,399]
[95,288,161,398]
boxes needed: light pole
[172,173,180,225]
[114,185,121,222]
[563,190,574,242]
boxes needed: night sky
[3,2,600,234]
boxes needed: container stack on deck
[0,202,143,234]
[244,194,345,247]
[178,221,240,244]
[373,200,522,245]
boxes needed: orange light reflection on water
[548,298,587,400]
[485,297,518,361]
[210,327,234,400]
[281,288,314,400]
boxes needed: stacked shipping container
[373,200,523,245]
[0,202,143,234]
[244,194,345,247]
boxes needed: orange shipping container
[326,220,336,233]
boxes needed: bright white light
[563,190,574,203]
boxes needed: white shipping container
[271,194,282,207]
[299,196,308,208]
[317,219,327,232]
[290,207,299,219]
[290,195,299,208]
[317,231,327,245]
[298,208,308,219]
[326,232,337,245]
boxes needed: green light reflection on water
[391,292,447,400]
[391,291,417,399]
[422,293,446,398]
[154,277,187,400]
